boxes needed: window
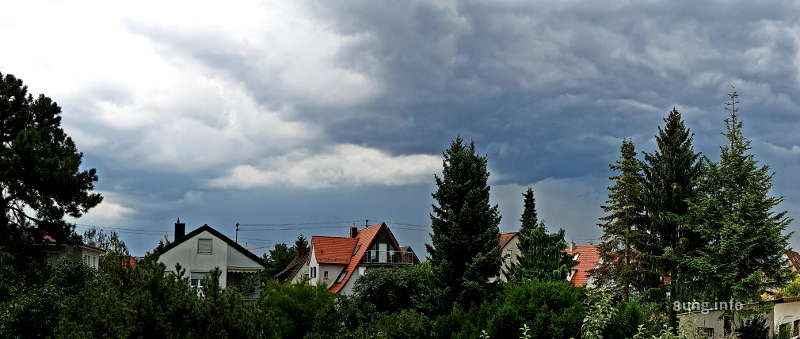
[323,271,329,280]
[310,266,317,278]
[190,272,208,288]
[198,238,212,254]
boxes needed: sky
[2,0,800,257]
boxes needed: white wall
[774,301,800,337]
[499,235,520,282]
[159,230,229,287]
[307,248,346,288]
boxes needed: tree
[294,234,309,256]
[1,72,102,244]
[595,140,647,299]
[640,107,702,300]
[82,227,129,256]
[426,137,502,310]
[353,262,437,314]
[507,187,575,282]
[683,91,792,301]
[262,243,296,278]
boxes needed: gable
[158,224,267,268]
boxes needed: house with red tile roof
[498,231,600,287]
[565,244,600,287]
[283,222,419,294]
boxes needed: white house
[282,222,419,295]
[157,220,266,289]
[42,234,105,269]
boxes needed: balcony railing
[361,250,415,265]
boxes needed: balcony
[361,250,415,265]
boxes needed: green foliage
[640,108,702,301]
[783,275,800,297]
[82,227,129,255]
[262,242,296,278]
[427,137,502,310]
[595,140,647,299]
[604,299,647,339]
[258,281,336,338]
[0,72,102,244]
[433,280,585,339]
[353,262,437,313]
[735,316,769,339]
[582,287,615,339]
[683,91,792,302]
[508,187,575,283]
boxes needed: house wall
[45,245,103,269]
[773,301,800,337]
[159,230,229,287]
[339,266,367,295]
[226,245,262,270]
[307,247,346,288]
[290,261,310,284]
[499,235,520,282]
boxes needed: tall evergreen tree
[427,137,501,310]
[1,72,102,244]
[640,108,701,300]
[507,187,575,283]
[683,91,792,301]
[594,140,647,300]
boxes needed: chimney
[570,241,576,251]
[350,225,359,238]
[175,218,185,241]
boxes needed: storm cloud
[2,0,800,255]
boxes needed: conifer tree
[684,91,792,301]
[595,140,647,300]
[427,137,501,310]
[507,187,575,283]
[640,108,701,300]
[1,72,102,244]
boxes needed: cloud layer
[3,0,800,255]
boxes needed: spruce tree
[684,91,792,301]
[595,139,647,300]
[427,137,501,310]
[507,187,575,283]
[640,108,701,300]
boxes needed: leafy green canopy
[426,137,502,310]
[507,187,575,283]
[1,72,102,244]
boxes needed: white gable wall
[159,230,229,287]
[227,245,262,270]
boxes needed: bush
[433,280,586,339]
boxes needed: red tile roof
[565,245,600,287]
[499,232,517,249]
[312,236,358,264]
[327,222,400,293]
[787,250,800,272]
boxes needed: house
[42,234,105,269]
[497,231,600,287]
[282,222,419,294]
[157,219,267,289]
[565,244,600,288]
[678,297,800,338]
[498,232,520,281]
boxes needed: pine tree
[426,137,502,310]
[684,91,792,301]
[1,72,102,244]
[595,140,647,300]
[507,187,575,283]
[640,108,701,300]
